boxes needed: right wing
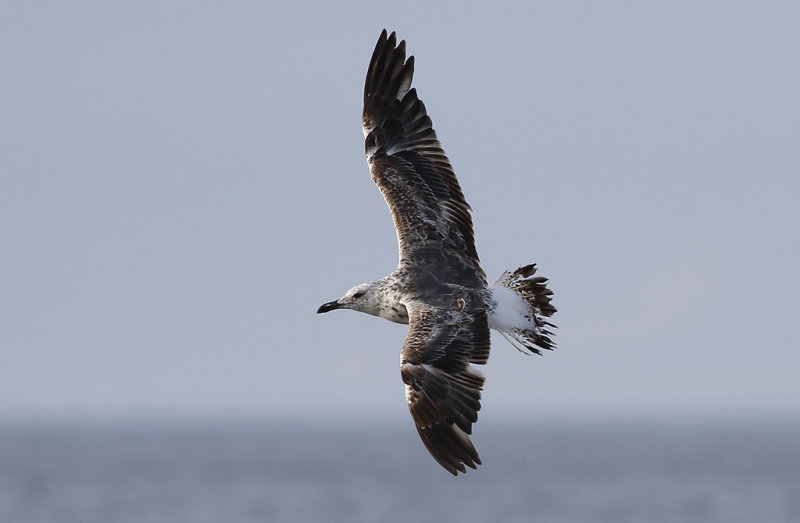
[400,303,491,475]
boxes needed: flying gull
[317,30,556,475]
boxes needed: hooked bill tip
[317,300,340,314]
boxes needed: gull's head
[317,281,382,316]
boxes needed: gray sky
[1,1,798,423]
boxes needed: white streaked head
[316,281,383,317]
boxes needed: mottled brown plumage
[317,30,557,476]
[363,30,492,474]
[364,30,484,279]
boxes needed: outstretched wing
[363,30,485,287]
[401,303,491,475]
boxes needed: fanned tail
[489,264,556,355]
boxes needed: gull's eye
[352,291,366,300]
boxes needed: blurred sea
[1,418,798,523]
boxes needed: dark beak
[317,300,341,314]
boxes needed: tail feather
[491,264,556,355]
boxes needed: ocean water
[1,419,798,523]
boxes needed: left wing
[362,30,485,287]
